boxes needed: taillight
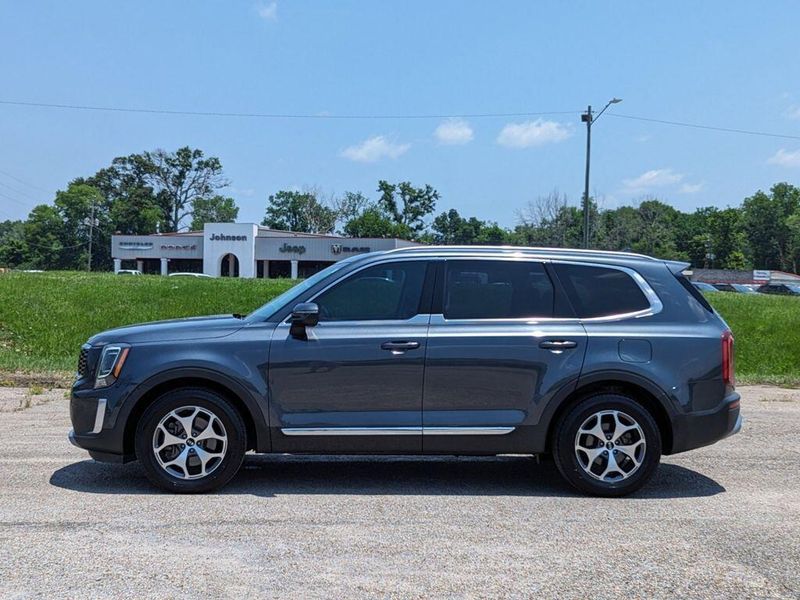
[722,330,735,390]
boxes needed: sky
[1,1,799,228]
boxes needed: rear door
[422,258,587,453]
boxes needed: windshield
[788,285,800,293]
[245,255,365,321]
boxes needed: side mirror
[290,302,319,339]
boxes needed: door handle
[539,340,578,350]
[381,341,421,351]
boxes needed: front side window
[443,260,554,319]
[553,263,650,318]
[315,261,427,321]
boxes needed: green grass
[707,292,800,387]
[0,272,294,373]
[0,272,798,386]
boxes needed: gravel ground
[0,385,798,599]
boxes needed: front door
[422,259,587,453]
[269,259,432,453]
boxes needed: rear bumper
[669,392,741,454]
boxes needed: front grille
[77,347,89,377]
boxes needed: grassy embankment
[0,271,798,386]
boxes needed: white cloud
[341,136,410,163]
[768,148,800,168]
[434,118,474,145]
[230,187,255,197]
[256,2,278,20]
[784,106,800,120]
[496,119,571,148]
[622,168,684,192]
[679,182,704,194]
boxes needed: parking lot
[0,386,798,598]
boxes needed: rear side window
[553,264,650,318]
[315,261,427,321]
[675,274,714,313]
[444,260,554,319]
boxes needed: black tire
[552,393,661,497]
[135,387,246,494]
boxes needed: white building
[111,222,417,278]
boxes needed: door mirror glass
[290,302,319,339]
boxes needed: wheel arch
[543,372,675,454]
[121,368,269,457]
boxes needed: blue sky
[1,1,799,228]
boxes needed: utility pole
[86,201,97,272]
[581,97,622,248]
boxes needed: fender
[529,369,676,453]
[120,366,271,452]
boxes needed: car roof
[376,245,688,272]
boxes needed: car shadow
[49,455,725,499]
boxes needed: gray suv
[69,246,741,496]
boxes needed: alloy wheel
[152,405,228,480]
[574,409,646,482]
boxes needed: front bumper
[69,386,134,463]
[68,429,129,463]
[669,392,741,454]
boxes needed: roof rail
[382,245,659,261]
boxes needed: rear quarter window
[553,264,651,318]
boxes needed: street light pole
[581,97,622,248]
[582,105,592,249]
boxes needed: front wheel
[135,388,246,493]
[552,393,661,497]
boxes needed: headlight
[95,344,130,388]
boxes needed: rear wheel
[552,393,661,497]
[135,388,246,493]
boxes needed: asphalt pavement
[0,385,798,598]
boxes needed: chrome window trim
[90,398,107,434]
[282,256,435,324]
[551,259,663,322]
[280,426,516,436]
[434,257,662,325]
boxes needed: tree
[514,191,582,247]
[431,209,509,245]
[741,183,800,270]
[190,196,239,230]
[377,180,438,236]
[343,206,411,239]
[0,220,26,267]
[332,191,371,233]
[53,183,106,270]
[262,189,337,233]
[22,205,69,269]
[631,199,681,259]
[112,147,228,232]
[83,163,162,236]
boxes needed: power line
[0,190,32,209]
[608,113,800,141]
[0,168,50,193]
[0,179,38,200]
[0,99,577,120]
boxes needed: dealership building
[111,222,417,278]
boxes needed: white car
[168,272,212,278]
[117,269,142,276]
